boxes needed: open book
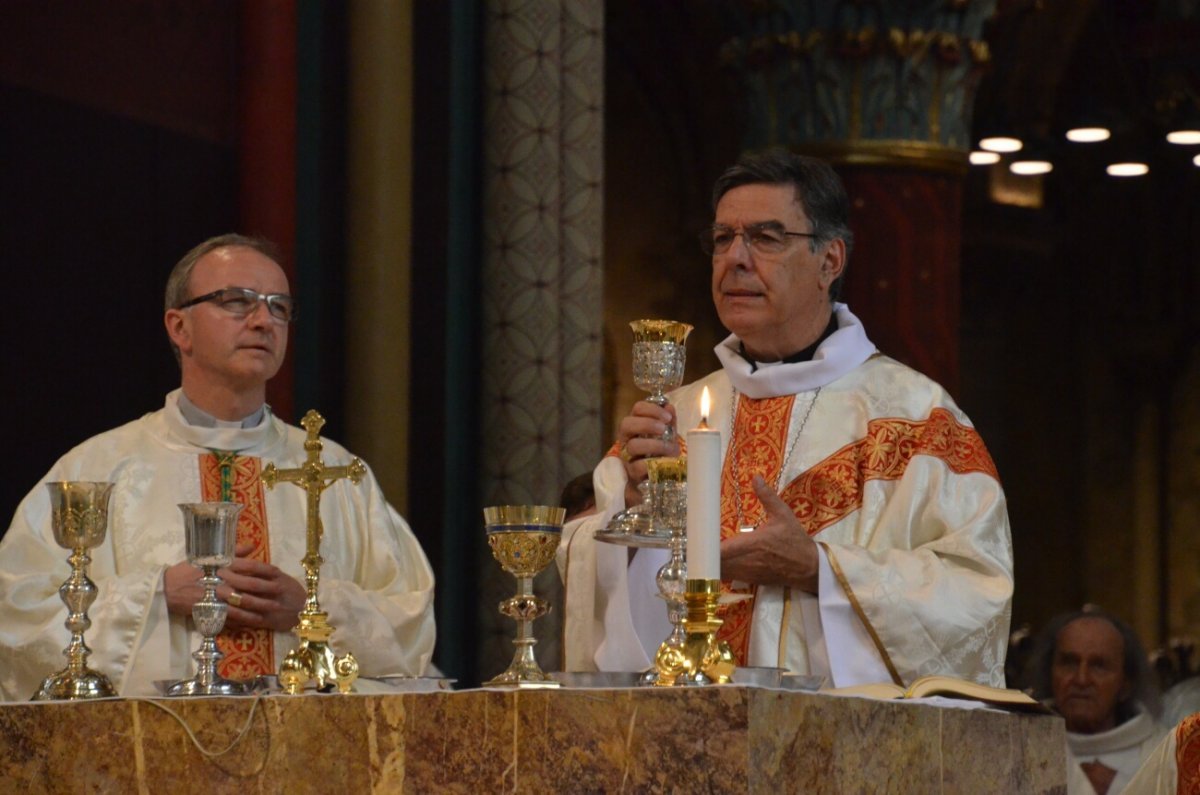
[823,675,1051,713]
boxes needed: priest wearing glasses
[559,151,1013,688]
[0,234,435,699]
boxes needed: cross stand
[262,410,367,694]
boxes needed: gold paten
[652,579,736,686]
[262,410,366,694]
[484,505,565,687]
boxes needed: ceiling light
[1065,127,1111,143]
[1193,153,1200,167]
[1166,130,1200,145]
[979,136,1023,153]
[969,151,1001,165]
[1010,160,1053,176]
[1106,162,1149,177]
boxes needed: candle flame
[700,386,711,425]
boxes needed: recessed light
[1106,162,1149,177]
[979,136,1023,153]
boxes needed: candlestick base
[651,579,735,686]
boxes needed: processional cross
[261,409,367,694]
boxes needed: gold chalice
[32,482,116,700]
[484,504,565,687]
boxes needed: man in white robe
[0,234,435,700]
[559,151,1013,688]
[1026,610,1167,794]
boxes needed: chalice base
[485,641,560,688]
[164,677,252,697]
[32,667,115,701]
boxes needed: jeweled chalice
[484,505,565,687]
[630,319,692,444]
[165,502,252,696]
[33,481,117,700]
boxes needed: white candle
[686,386,721,580]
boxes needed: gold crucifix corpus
[261,409,367,694]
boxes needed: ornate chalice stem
[190,565,228,690]
[33,481,116,701]
[59,547,100,678]
[504,575,549,678]
[659,534,688,648]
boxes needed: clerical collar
[737,312,839,373]
[177,391,266,429]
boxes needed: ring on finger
[227,591,243,608]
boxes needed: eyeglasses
[178,287,296,323]
[699,222,818,256]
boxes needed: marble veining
[0,688,1065,793]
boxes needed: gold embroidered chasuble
[715,394,1000,667]
[559,348,1014,686]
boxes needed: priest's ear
[164,308,193,357]
[819,238,847,290]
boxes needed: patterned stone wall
[478,0,605,675]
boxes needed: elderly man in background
[0,234,435,699]
[1026,609,1167,795]
[559,150,1013,689]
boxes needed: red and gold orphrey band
[717,395,796,662]
[717,398,1000,665]
[1178,713,1200,795]
[200,452,275,678]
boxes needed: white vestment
[0,390,436,700]
[1123,711,1200,795]
[1066,707,1168,795]
[558,304,1013,687]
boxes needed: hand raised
[720,475,819,593]
[616,400,680,506]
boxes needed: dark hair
[163,233,283,363]
[710,149,854,300]
[559,472,596,522]
[1023,608,1162,722]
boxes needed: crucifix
[262,409,367,694]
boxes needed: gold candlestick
[652,579,735,686]
[33,482,116,701]
[484,505,565,687]
[262,410,366,694]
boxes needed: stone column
[478,0,605,674]
[717,1,996,391]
